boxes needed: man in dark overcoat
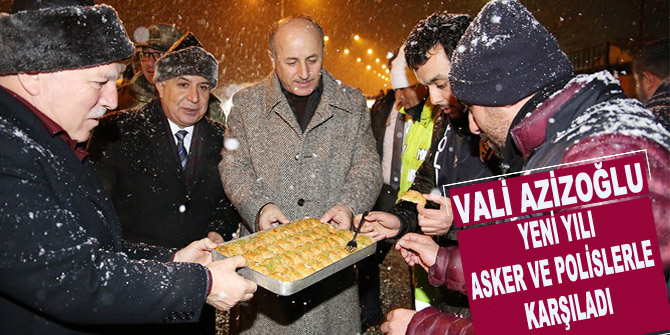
[88,33,242,335]
[0,1,256,334]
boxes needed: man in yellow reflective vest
[390,46,445,312]
[391,46,442,199]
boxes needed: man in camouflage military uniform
[116,23,181,111]
[116,24,226,122]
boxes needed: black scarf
[281,77,324,132]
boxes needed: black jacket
[507,72,670,280]
[370,89,396,158]
[0,88,208,334]
[389,112,501,240]
[88,100,241,248]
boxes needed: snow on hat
[154,32,219,88]
[390,46,419,89]
[0,0,134,75]
[449,0,573,106]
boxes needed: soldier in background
[116,23,182,111]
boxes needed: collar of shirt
[1,86,88,162]
[399,98,427,122]
[167,118,195,152]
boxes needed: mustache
[88,106,107,119]
[294,71,320,83]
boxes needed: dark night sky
[2,0,668,95]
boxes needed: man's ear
[16,73,41,96]
[468,111,481,135]
[267,50,276,69]
[642,71,658,95]
[155,81,164,98]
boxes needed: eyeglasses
[138,51,163,61]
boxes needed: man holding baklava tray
[220,14,382,335]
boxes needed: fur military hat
[135,23,182,51]
[449,0,573,106]
[0,0,134,75]
[154,32,219,88]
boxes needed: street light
[354,34,360,41]
[367,48,373,55]
[356,57,361,62]
[344,48,350,54]
[324,35,329,41]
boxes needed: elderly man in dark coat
[220,15,382,335]
[87,33,242,334]
[88,33,241,249]
[0,1,256,334]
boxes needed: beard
[477,106,512,160]
[446,107,468,134]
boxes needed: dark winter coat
[369,89,398,211]
[88,100,241,248]
[389,114,500,241]
[509,71,670,275]
[370,89,396,157]
[0,88,209,335]
[404,71,670,335]
[645,80,670,130]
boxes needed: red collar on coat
[1,86,88,161]
[510,80,585,160]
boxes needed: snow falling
[0,0,661,98]
[0,1,667,335]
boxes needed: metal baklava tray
[214,232,377,296]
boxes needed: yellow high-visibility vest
[397,102,437,200]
